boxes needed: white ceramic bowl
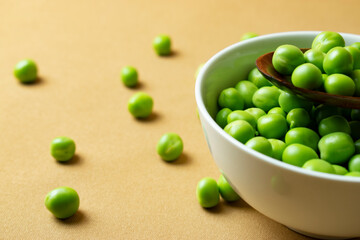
[195,31,360,239]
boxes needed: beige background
[1,0,360,239]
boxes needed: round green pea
[218,88,244,111]
[268,139,286,160]
[323,47,353,75]
[278,91,313,113]
[345,46,360,70]
[302,159,335,174]
[304,48,325,72]
[318,132,355,165]
[45,186,80,219]
[196,177,220,208]
[245,108,266,121]
[241,32,258,41]
[121,66,138,87]
[252,86,280,112]
[217,174,240,202]
[224,120,255,144]
[153,34,171,56]
[128,92,153,118]
[324,74,355,96]
[247,68,272,88]
[156,133,183,162]
[227,110,257,129]
[285,127,319,152]
[318,115,350,137]
[345,172,360,177]
[235,80,258,108]
[272,44,305,75]
[351,70,360,96]
[257,113,288,139]
[311,31,345,53]
[245,136,272,157]
[282,143,319,167]
[348,154,360,173]
[286,108,311,129]
[50,137,76,162]
[332,165,349,175]
[14,59,38,83]
[268,107,286,117]
[291,63,323,90]
[351,42,360,51]
[215,108,232,129]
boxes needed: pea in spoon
[256,48,360,109]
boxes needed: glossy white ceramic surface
[195,31,360,239]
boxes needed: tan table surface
[1,1,360,239]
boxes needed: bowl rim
[195,30,360,183]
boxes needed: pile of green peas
[215,32,360,176]
[272,31,360,96]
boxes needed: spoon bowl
[256,49,360,109]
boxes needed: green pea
[215,108,232,129]
[247,68,272,88]
[252,86,280,112]
[351,70,360,96]
[350,121,360,141]
[286,108,311,129]
[282,143,319,167]
[268,107,286,117]
[241,32,259,41]
[217,174,240,202]
[318,115,350,137]
[291,63,323,90]
[318,132,355,165]
[324,74,355,96]
[14,59,38,83]
[227,110,257,129]
[311,31,345,53]
[278,91,313,113]
[345,172,360,177]
[268,139,286,160]
[235,80,258,108]
[156,133,183,162]
[332,165,349,175]
[355,139,360,153]
[45,186,80,219]
[245,108,266,121]
[196,177,219,208]
[245,136,272,157]
[153,34,171,56]
[50,137,76,162]
[218,88,244,111]
[272,44,305,75]
[351,42,360,51]
[121,66,138,87]
[304,48,325,72]
[323,47,353,75]
[348,154,360,172]
[302,159,335,174]
[128,92,154,118]
[285,127,319,152]
[312,104,342,124]
[257,114,288,139]
[224,120,255,144]
[345,46,360,70]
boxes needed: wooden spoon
[256,48,360,109]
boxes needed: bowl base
[287,226,356,240]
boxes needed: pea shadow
[19,77,45,86]
[224,197,251,209]
[203,202,223,214]
[166,152,191,165]
[159,50,179,58]
[135,112,161,123]
[54,210,87,226]
[56,154,83,166]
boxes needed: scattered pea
[196,177,219,208]
[50,137,76,162]
[156,133,183,162]
[45,186,80,219]
[14,59,38,83]
[217,174,240,202]
[121,66,138,87]
[128,92,153,118]
[153,34,171,56]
